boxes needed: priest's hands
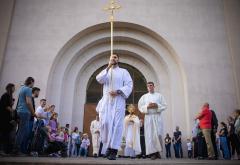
[129,120,134,123]
[147,102,158,109]
[109,90,118,97]
[95,130,100,134]
[107,60,114,70]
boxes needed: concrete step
[0,157,239,165]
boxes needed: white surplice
[138,92,167,155]
[90,119,101,155]
[96,66,133,154]
[123,114,141,156]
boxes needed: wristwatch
[116,90,122,95]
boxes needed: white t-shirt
[81,138,90,149]
[187,142,192,150]
[36,106,49,126]
[71,132,79,144]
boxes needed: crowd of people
[0,54,240,161]
[0,77,92,157]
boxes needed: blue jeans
[15,112,31,153]
[165,143,171,158]
[21,120,34,153]
[175,143,183,158]
[220,136,230,159]
[80,147,88,157]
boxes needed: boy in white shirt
[187,139,192,158]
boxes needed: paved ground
[0,157,239,165]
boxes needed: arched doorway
[83,63,147,156]
[46,21,189,141]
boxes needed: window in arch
[86,63,147,104]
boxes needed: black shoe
[150,153,158,160]
[93,153,98,158]
[105,148,112,158]
[107,149,117,160]
[157,152,161,159]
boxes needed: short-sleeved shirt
[187,142,192,150]
[36,106,50,126]
[173,131,182,143]
[80,138,90,149]
[17,86,32,114]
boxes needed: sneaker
[16,152,27,157]
[0,151,9,157]
[207,157,215,160]
[30,151,38,157]
[53,153,61,157]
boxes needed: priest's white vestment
[123,114,141,156]
[138,92,167,155]
[90,119,101,155]
[96,66,133,154]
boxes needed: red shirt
[197,107,212,129]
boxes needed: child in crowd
[187,138,192,158]
[164,133,171,158]
[219,122,230,160]
[80,133,90,157]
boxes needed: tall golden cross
[103,0,121,102]
[103,0,121,56]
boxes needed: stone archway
[46,22,189,137]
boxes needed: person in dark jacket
[210,109,218,159]
[0,83,15,154]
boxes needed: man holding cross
[96,54,133,160]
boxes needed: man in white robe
[138,81,167,160]
[123,104,141,158]
[90,115,101,157]
[96,54,133,160]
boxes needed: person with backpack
[210,109,218,159]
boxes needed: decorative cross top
[103,0,121,22]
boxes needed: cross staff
[103,0,121,56]
[103,0,121,103]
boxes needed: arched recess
[46,22,190,136]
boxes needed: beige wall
[224,0,240,108]
[0,0,15,77]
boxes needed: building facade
[0,0,240,139]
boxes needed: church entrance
[83,63,147,156]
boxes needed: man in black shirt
[173,126,183,158]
